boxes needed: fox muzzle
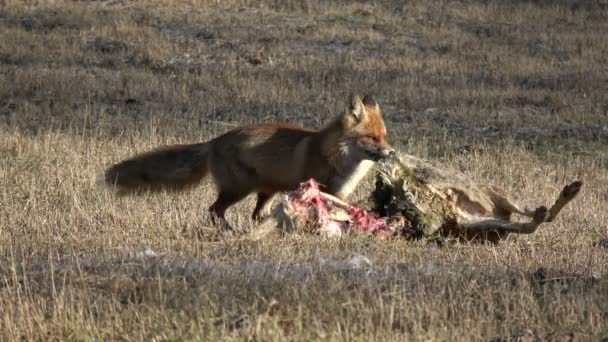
[366,148,395,161]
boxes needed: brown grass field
[1,0,608,340]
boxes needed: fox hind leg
[209,190,250,234]
[207,150,260,233]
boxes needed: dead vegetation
[0,0,607,340]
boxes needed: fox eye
[367,135,379,142]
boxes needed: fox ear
[349,95,366,122]
[362,95,380,113]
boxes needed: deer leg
[486,186,536,218]
[458,206,548,235]
[546,181,582,222]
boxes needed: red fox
[102,95,395,233]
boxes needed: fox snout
[347,94,394,162]
[364,145,395,161]
[381,148,396,159]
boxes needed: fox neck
[314,118,351,167]
[312,117,375,198]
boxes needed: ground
[0,0,607,340]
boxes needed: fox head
[342,95,395,161]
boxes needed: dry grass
[1,0,607,340]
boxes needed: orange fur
[102,95,394,233]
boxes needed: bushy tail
[102,143,210,194]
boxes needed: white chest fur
[331,160,375,199]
